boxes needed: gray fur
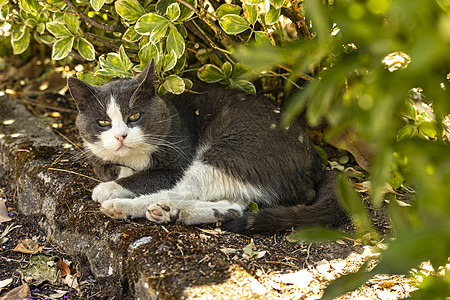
[68,61,347,234]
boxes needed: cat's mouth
[116,144,131,152]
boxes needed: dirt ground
[0,58,420,299]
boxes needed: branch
[62,0,126,33]
[185,21,234,63]
[283,1,312,39]
[85,33,138,54]
[176,0,238,46]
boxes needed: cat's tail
[222,171,348,235]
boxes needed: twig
[19,98,76,113]
[52,129,86,155]
[62,0,126,33]
[303,243,312,268]
[177,0,237,46]
[48,167,102,183]
[85,33,138,54]
[264,260,301,269]
[185,21,234,63]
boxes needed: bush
[1,0,449,298]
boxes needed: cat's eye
[98,120,111,127]
[128,112,141,122]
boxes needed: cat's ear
[134,58,156,85]
[67,77,98,110]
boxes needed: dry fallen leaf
[327,128,375,172]
[12,238,44,254]
[48,289,68,299]
[316,260,331,274]
[64,274,78,289]
[0,283,31,300]
[57,259,71,277]
[276,269,313,288]
[0,278,13,290]
[0,200,12,223]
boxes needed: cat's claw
[92,181,134,203]
[146,202,179,224]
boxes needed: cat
[67,59,347,234]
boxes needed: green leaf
[135,13,170,41]
[173,52,186,73]
[183,77,193,89]
[20,0,42,14]
[219,14,250,35]
[163,74,185,94]
[36,23,45,35]
[418,120,437,139]
[162,49,177,72]
[52,36,74,60]
[77,72,109,86]
[11,27,30,54]
[139,41,159,67]
[24,15,38,27]
[231,63,248,78]
[64,13,81,35]
[370,149,393,207]
[269,0,285,10]
[97,45,134,77]
[265,7,281,25]
[388,170,404,189]
[244,4,258,25]
[323,261,374,299]
[115,0,146,22]
[11,25,26,41]
[166,26,185,58]
[290,226,349,242]
[77,37,95,61]
[0,0,8,9]
[229,78,256,94]
[396,124,416,141]
[90,0,105,11]
[248,202,259,212]
[166,3,180,22]
[46,21,73,38]
[222,61,232,78]
[197,64,225,83]
[123,26,141,43]
[156,0,195,21]
[336,173,375,236]
[254,31,271,45]
[216,4,242,19]
[37,34,54,45]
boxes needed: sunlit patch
[10,133,22,138]
[2,119,15,125]
[382,51,411,72]
[0,134,5,139]
[5,89,14,95]
[39,82,49,91]
[75,64,84,72]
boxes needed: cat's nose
[115,134,127,142]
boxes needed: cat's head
[68,60,171,168]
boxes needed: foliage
[1,0,450,298]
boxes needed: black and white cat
[67,60,346,234]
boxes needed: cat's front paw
[101,199,128,219]
[146,202,179,224]
[92,181,133,203]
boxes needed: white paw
[92,181,134,203]
[146,202,179,224]
[101,198,134,219]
